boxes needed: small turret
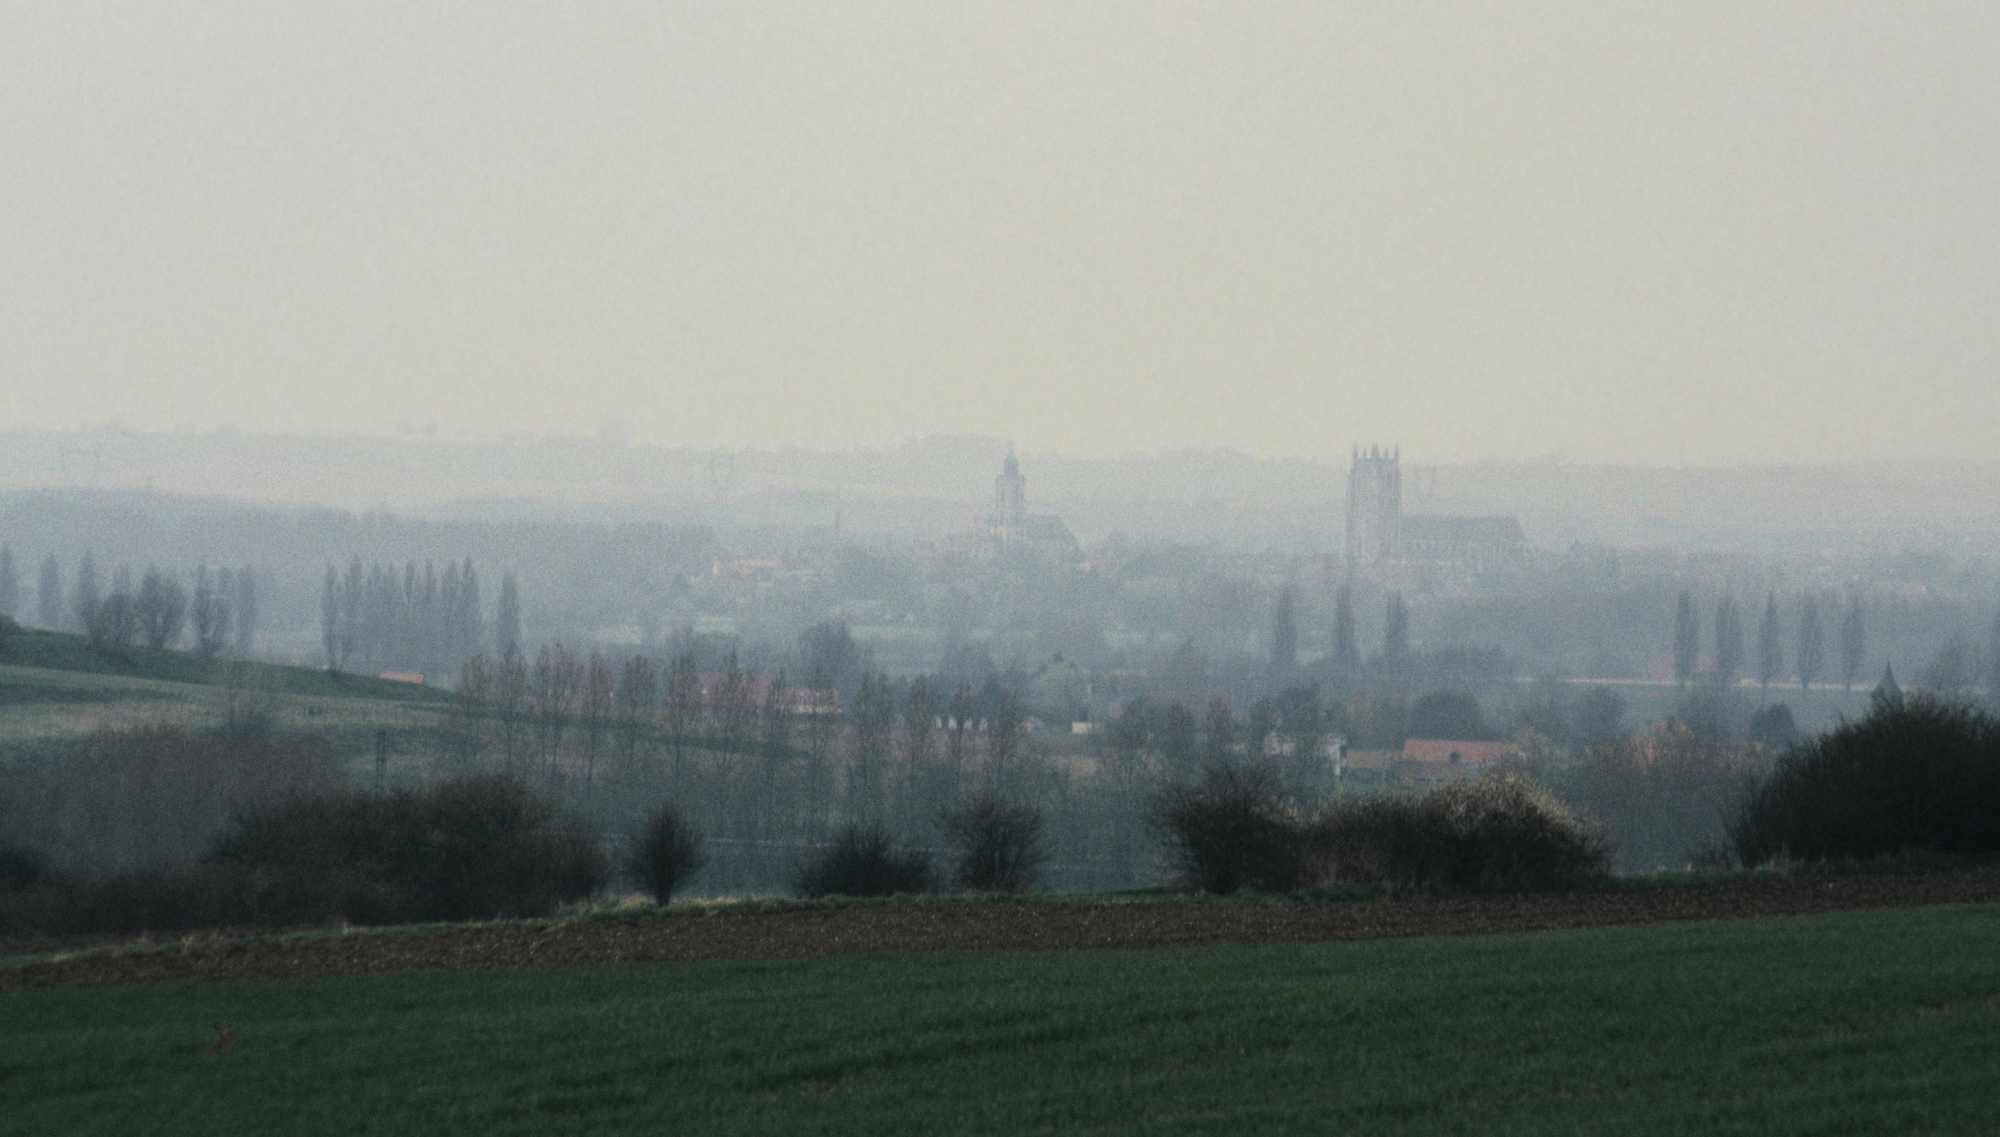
[1872,663,1903,710]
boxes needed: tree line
[319,559,517,679]
[1672,589,2000,698]
[0,545,257,656]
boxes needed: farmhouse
[1341,738,1519,783]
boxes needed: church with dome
[987,453,1078,559]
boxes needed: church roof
[1026,514,1076,547]
[1397,515,1525,545]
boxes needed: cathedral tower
[991,452,1027,546]
[1345,445,1402,570]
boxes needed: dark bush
[1307,775,1608,890]
[625,804,708,904]
[1730,696,2000,866]
[1560,727,1754,872]
[1407,690,1492,740]
[938,796,1047,893]
[0,775,605,939]
[209,776,607,926]
[0,725,343,873]
[1149,763,1303,894]
[1747,704,1800,751]
[792,823,934,899]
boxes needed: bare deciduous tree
[532,645,580,781]
[1331,584,1359,672]
[1714,597,1743,689]
[0,545,17,621]
[1673,591,1699,687]
[758,668,793,837]
[1270,590,1297,675]
[1381,592,1410,671]
[495,572,522,654]
[615,654,657,784]
[581,652,614,795]
[664,648,699,796]
[138,569,187,651]
[233,565,258,655]
[902,677,939,826]
[494,642,530,774]
[1840,595,1866,692]
[944,684,976,801]
[1795,595,1824,690]
[35,554,61,630]
[320,565,341,670]
[1756,592,1783,696]
[442,652,492,774]
[70,550,99,635]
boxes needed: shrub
[792,824,933,899]
[1730,696,2000,866]
[1560,727,1754,872]
[1306,775,1608,890]
[938,796,1047,893]
[1148,763,1303,894]
[209,776,607,926]
[624,804,708,904]
[0,725,343,873]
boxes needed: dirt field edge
[7,865,2000,993]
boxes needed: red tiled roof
[1401,739,1517,765]
[1341,749,1401,771]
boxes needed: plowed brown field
[8,866,2000,992]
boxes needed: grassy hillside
[0,628,449,764]
[6,904,1999,1135]
[0,626,451,704]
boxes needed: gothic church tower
[991,452,1027,546]
[1345,445,1402,571]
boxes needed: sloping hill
[0,625,450,705]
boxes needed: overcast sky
[2,3,1996,465]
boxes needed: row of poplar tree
[319,559,521,680]
[1671,590,2000,696]
[430,644,1135,891]
[1673,592,1863,692]
[0,546,256,656]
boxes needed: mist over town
[5,5,1999,1132]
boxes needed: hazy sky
[3,3,1996,464]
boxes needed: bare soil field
[8,865,2000,992]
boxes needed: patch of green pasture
[0,662,445,755]
[5,904,2000,1136]
[0,628,451,705]
[0,662,193,707]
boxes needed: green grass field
[0,627,452,703]
[6,904,1999,1135]
[0,628,451,774]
